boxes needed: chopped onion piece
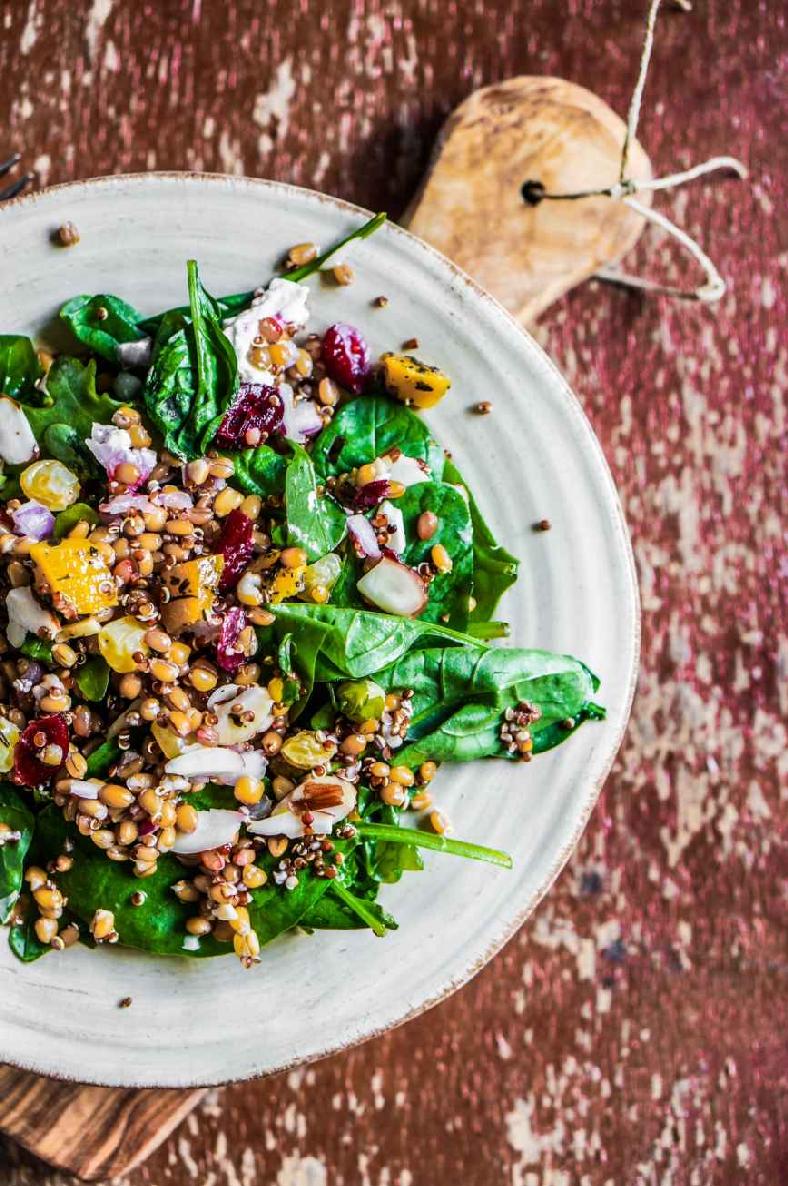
[356,556,427,617]
[347,514,381,559]
[10,501,55,541]
[0,398,37,465]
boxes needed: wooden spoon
[404,77,652,325]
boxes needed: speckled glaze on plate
[0,174,639,1087]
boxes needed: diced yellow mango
[381,353,452,409]
[270,565,305,603]
[30,539,118,615]
[161,596,204,635]
[0,716,20,774]
[162,555,224,614]
[98,616,149,673]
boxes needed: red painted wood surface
[0,1,785,1183]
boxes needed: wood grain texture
[405,76,652,324]
[0,1,785,1184]
[0,1070,204,1181]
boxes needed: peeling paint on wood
[0,0,784,1183]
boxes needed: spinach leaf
[0,335,42,399]
[85,739,122,779]
[59,294,147,363]
[35,807,226,958]
[8,907,50,962]
[232,445,287,497]
[443,459,519,622]
[311,395,444,480]
[283,212,387,282]
[248,864,334,948]
[0,785,35,923]
[285,443,346,562]
[20,636,53,662]
[264,604,477,682]
[379,646,603,766]
[300,891,396,932]
[322,880,395,937]
[54,502,99,540]
[359,797,423,884]
[188,783,238,810]
[398,481,473,628]
[21,357,121,476]
[356,821,512,868]
[143,261,238,459]
[75,655,110,703]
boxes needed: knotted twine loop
[521,0,748,303]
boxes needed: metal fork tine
[0,173,33,201]
[0,152,21,178]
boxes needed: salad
[0,213,603,967]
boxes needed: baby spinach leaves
[285,443,346,562]
[380,646,603,766]
[398,481,473,628]
[54,503,99,540]
[75,656,110,703]
[143,261,238,459]
[266,603,475,682]
[0,335,42,399]
[232,445,287,497]
[311,395,444,480]
[0,785,34,923]
[442,459,519,623]
[34,807,225,958]
[59,294,147,363]
[20,357,121,476]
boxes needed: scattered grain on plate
[118,996,133,1009]
[532,518,552,532]
[332,263,354,286]
[403,337,419,350]
[373,295,389,308]
[55,222,80,247]
[472,400,493,415]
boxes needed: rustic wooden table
[0,1,785,1183]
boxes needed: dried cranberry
[12,714,69,786]
[215,508,255,591]
[321,324,370,394]
[216,384,285,450]
[351,479,393,510]
[216,606,247,673]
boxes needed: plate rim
[0,172,640,1087]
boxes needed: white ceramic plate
[0,175,638,1087]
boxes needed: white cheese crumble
[224,278,310,384]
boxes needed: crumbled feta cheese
[224,278,310,384]
[5,586,59,649]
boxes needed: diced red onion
[279,384,324,443]
[154,489,193,510]
[101,493,156,517]
[347,513,381,559]
[10,501,54,541]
